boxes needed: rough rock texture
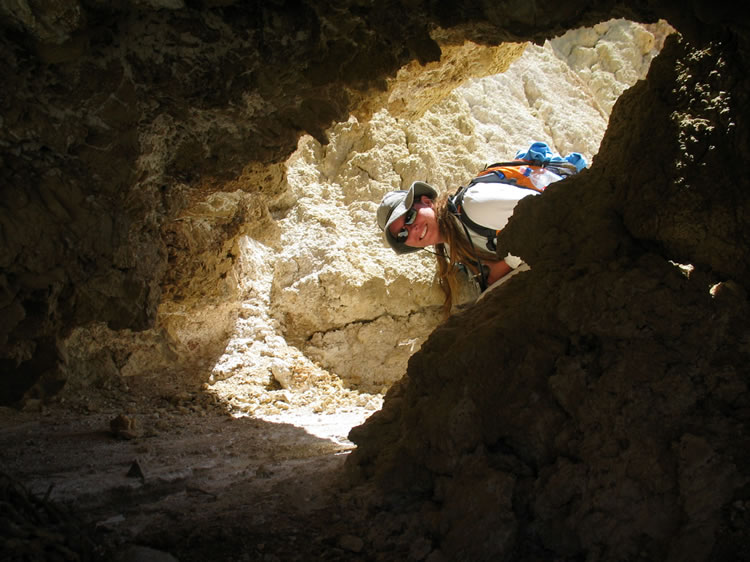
[0,1,527,402]
[231,19,667,396]
[348,28,750,562]
[1,0,749,561]
[3,5,664,403]
[0,0,675,403]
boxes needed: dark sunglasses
[395,207,418,242]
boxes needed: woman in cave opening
[376,142,586,311]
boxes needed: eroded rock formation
[0,1,527,402]
[1,1,748,560]
[348,25,750,562]
[0,0,675,402]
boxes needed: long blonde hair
[432,193,500,312]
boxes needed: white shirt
[459,182,541,266]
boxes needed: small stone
[110,414,140,439]
[22,399,42,412]
[255,464,272,478]
[409,536,433,560]
[425,549,448,562]
[338,534,364,553]
[126,459,145,480]
[270,359,293,388]
[113,545,179,562]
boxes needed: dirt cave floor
[0,372,387,562]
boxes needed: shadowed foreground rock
[1,1,749,561]
[347,32,750,562]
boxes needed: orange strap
[475,164,546,193]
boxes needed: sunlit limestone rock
[265,19,671,391]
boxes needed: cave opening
[5,8,720,560]
[201,18,672,446]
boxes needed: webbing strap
[449,158,567,290]
[457,211,489,292]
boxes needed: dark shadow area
[0,394,359,561]
[2,1,749,561]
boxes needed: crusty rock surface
[1,1,748,561]
[224,19,669,395]
[347,29,750,562]
[0,1,670,403]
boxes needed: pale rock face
[58,19,671,401]
[215,19,673,393]
[549,19,670,113]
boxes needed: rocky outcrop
[0,0,677,403]
[0,1,527,401]
[265,18,668,394]
[347,26,750,562]
[1,1,748,560]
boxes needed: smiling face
[388,195,443,248]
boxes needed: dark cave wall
[0,1,410,402]
[2,0,749,560]
[348,28,750,562]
